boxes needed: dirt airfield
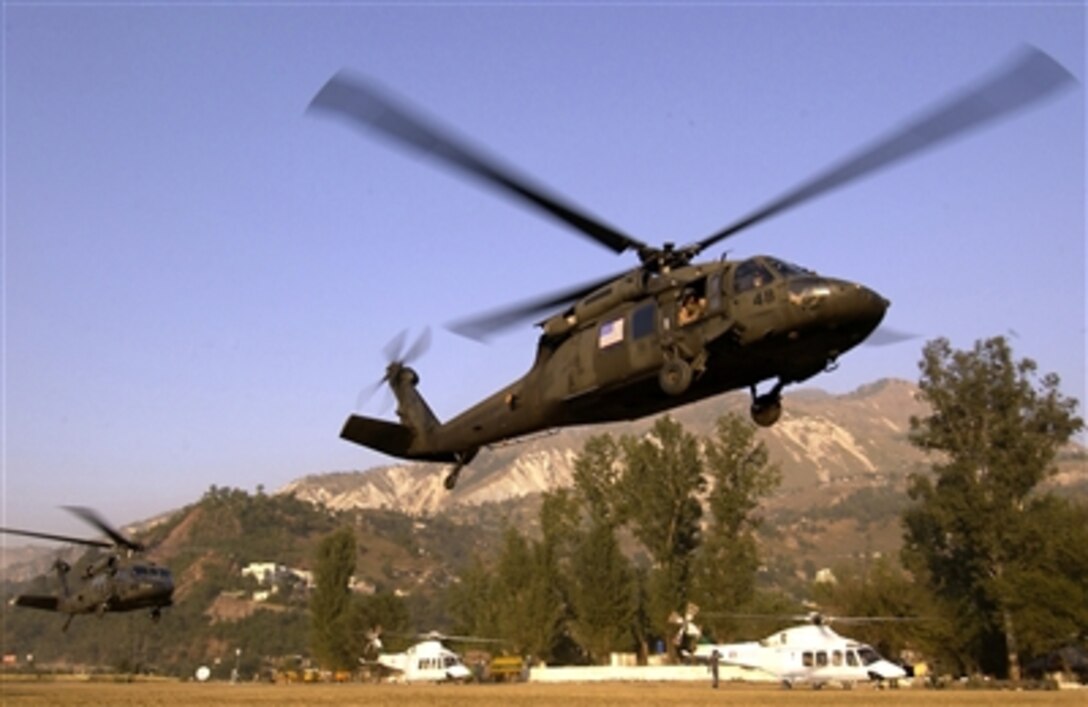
[1,681,1084,707]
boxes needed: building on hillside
[242,562,288,585]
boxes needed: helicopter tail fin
[341,415,415,458]
[11,594,62,612]
[340,415,458,463]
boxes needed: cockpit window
[857,647,881,666]
[734,259,774,293]
[764,257,811,278]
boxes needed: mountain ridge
[278,377,936,515]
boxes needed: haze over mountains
[4,378,1083,586]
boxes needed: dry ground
[0,681,1083,707]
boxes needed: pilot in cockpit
[678,288,707,326]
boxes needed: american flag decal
[598,318,625,349]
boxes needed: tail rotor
[356,328,432,412]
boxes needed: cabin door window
[628,302,663,375]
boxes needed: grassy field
[0,681,1084,707]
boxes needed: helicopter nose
[830,281,888,336]
[870,659,907,681]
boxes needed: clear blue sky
[3,3,1084,537]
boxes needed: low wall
[527,664,776,684]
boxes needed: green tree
[692,414,781,617]
[567,437,639,663]
[567,518,638,663]
[309,526,358,670]
[490,525,568,663]
[994,495,1088,662]
[447,555,500,639]
[572,434,623,527]
[616,416,704,658]
[902,336,1084,679]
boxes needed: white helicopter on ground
[690,612,910,688]
[360,629,492,683]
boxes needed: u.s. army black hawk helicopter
[1,506,174,630]
[310,47,1073,490]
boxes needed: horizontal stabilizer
[12,594,61,612]
[340,415,458,463]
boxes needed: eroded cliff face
[278,379,943,515]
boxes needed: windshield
[857,647,881,666]
[764,257,812,278]
[734,259,774,293]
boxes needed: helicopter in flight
[0,506,174,631]
[309,47,1074,490]
[690,612,912,689]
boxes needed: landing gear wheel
[750,395,782,427]
[659,358,693,396]
[150,607,162,623]
[444,467,462,491]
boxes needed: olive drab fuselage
[1,507,175,630]
[341,254,886,485]
[56,560,175,615]
[429,254,883,446]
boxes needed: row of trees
[307,413,785,668]
[307,336,1085,680]
[444,413,783,665]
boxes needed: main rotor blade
[63,506,143,552]
[801,611,925,625]
[447,271,623,341]
[694,46,1076,254]
[309,72,649,257]
[0,526,112,549]
[864,325,919,347]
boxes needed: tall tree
[567,436,639,663]
[491,525,568,663]
[616,416,704,658]
[571,434,623,528]
[447,555,500,640]
[566,517,637,664]
[692,414,781,618]
[449,494,580,664]
[902,336,1084,679]
[309,526,359,670]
